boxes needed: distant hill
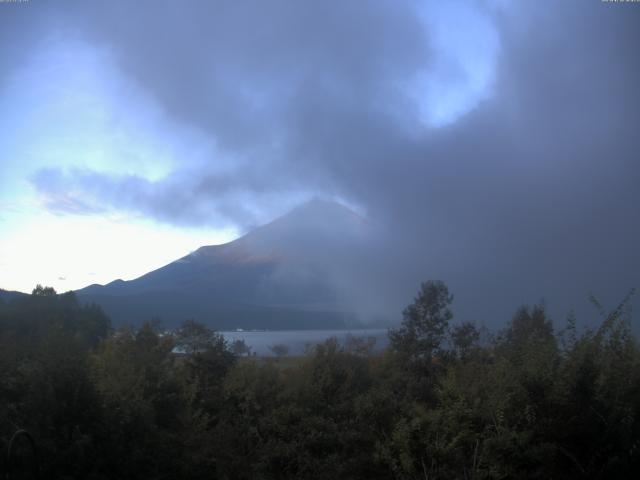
[76,199,371,329]
[0,288,28,303]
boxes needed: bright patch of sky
[1,41,171,186]
[0,210,236,293]
[0,39,233,292]
[410,0,500,127]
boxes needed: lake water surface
[220,329,390,356]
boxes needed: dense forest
[1,282,638,479]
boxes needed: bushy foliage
[1,284,639,479]
[389,280,453,364]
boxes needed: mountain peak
[78,199,367,328]
[233,198,366,252]
[260,198,365,233]
[289,197,358,215]
[185,199,366,266]
[75,197,372,329]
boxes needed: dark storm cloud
[6,0,640,325]
[380,1,640,324]
[18,0,432,227]
[79,0,428,151]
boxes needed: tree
[175,319,225,356]
[32,284,56,296]
[174,319,235,416]
[345,334,377,357]
[450,321,481,360]
[389,280,453,363]
[502,304,554,349]
[269,343,290,358]
[231,338,252,357]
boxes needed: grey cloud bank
[2,0,639,326]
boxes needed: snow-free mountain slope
[76,199,370,329]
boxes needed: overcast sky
[1,0,638,325]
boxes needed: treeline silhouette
[0,282,638,479]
